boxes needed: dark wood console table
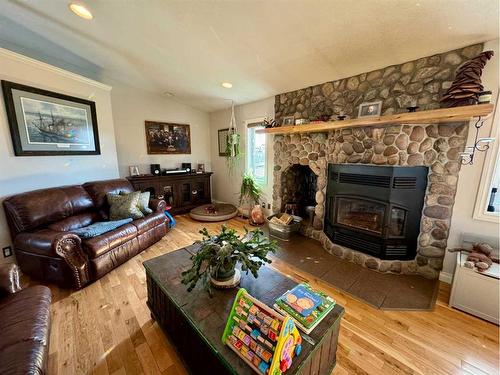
[127,172,212,214]
[144,245,344,375]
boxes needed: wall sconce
[459,117,495,165]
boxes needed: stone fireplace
[270,44,484,279]
[272,123,468,279]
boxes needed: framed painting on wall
[145,121,191,154]
[1,80,100,156]
[218,128,229,156]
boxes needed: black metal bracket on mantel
[459,116,495,165]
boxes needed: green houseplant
[239,172,262,207]
[238,173,263,218]
[181,225,277,295]
[225,101,242,175]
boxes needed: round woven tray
[189,203,238,222]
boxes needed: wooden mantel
[256,103,494,135]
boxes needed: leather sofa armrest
[149,198,167,213]
[0,263,22,296]
[15,230,90,289]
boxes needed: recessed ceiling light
[69,3,93,20]
[222,82,233,88]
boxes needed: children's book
[274,283,335,334]
[278,284,323,317]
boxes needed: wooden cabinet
[127,173,212,215]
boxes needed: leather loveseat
[3,179,168,289]
[0,263,51,375]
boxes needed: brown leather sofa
[0,263,51,375]
[3,179,168,289]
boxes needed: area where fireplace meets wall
[272,43,484,279]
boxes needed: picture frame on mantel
[145,121,191,154]
[358,100,382,118]
[1,80,100,156]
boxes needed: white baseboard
[439,271,453,284]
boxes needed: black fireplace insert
[324,164,428,260]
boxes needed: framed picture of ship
[145,121,191,154]
[1,80,100,156]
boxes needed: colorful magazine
[274,283,336,334]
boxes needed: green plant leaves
[239,173,263,206]
[180,225,278,296]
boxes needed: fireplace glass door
[335,197,386,235]
[389,207,407,237]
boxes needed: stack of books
[273,283,335,334]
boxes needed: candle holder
[460,116,495,165]
[406,106,419,112]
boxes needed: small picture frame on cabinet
[129,165,140,176]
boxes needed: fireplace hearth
[325,164,428,260]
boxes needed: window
[246,121,266,184]
[473,102,500,222]
[485,149,500,214]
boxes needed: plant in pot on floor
[239,173,265,225]
[181,225,277,295]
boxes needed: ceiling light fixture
[222,82,233,88]
[69,3,93,20]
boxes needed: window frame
[473,102,500,222]
[245,117,267,186]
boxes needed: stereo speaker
[150,164,161,176]
[181,163,192,173]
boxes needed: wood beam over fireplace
[257,103,494,135]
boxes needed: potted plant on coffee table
[181,225,277,295]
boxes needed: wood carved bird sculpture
[440,50,494,107]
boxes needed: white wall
[0,48,119,263]
[110,82,211,177]
[443,39,500,278]
[210,98,275,210]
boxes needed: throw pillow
[107,192,144,220]
[119,191,153,215]
[137,191,154,215]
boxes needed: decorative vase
[238,196,252,218]
[250,205,265,226]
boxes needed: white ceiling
[0,0,498,112]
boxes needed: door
[174,181,193,208]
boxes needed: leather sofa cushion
[47,212,101,232]
[132,212,167,235]
[90,238,140,280]
[0,340,47,375]
[3,185,94,235]
[0,285,51,352]
[82,223,137,258]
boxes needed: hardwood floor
[45,216,499,375]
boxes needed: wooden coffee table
[144,245,344,375]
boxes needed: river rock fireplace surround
[272,122,469,279]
